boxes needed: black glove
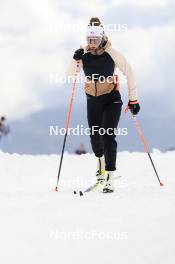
[73,48,84,61]
[128,100,140,115]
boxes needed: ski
[73,175,122,196]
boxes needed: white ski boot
[87,155,106,192]
[103,171,115,193]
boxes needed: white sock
[97,155,105,174]
[106,171,115,180]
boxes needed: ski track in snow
[0,150,175,264]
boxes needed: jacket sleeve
[106,47,138,101]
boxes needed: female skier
[69,17,140,192]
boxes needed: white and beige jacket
[68,40,138,101]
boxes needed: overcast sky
[0,0,175,119]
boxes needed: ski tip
[73,190,83,196]
[54,186,58,192]
[160,182,164,187]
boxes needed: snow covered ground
[0,150,175,264]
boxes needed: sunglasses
[87,37,102,46]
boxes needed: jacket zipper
[95,81,97,97]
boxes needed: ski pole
[54,61,81,192]
[125,106,163,186]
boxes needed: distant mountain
[1,87,174,154]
